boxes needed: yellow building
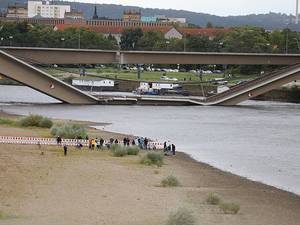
[123,10,141,22]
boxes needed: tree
[120,28,143,50]
[137,31,165,51]
[222,26,272,53]
[206,22,213,28]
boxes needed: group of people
[56,135,176,156]
[85,137,152,150]
[163,141,176,156]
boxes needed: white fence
[0,136,164,149]
[0,136,88,146]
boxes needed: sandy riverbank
[0,112,300,225]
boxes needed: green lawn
[42,67,258,84]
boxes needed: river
[0,85,300,195]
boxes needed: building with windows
[6,3,28,19]
[28,0,70,19]
[123,10,141,22]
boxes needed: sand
[0,113,300,225]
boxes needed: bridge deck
[2,47,300,65]
[0,50,98,104]
[0,47,299,105]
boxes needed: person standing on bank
[63,145,68,156]
[171,144,176,155]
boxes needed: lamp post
[183,33,186,52]
[285,24,289,54]
[9,36,13,46]
[78,31,81,49]
[296,0,299,24]
[61,37,65,48]
[166,40,170,51]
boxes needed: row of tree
[0,22,299,54]
[120,26,300,54]
[0,22,118,49]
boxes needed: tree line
[0,22,118,50]
[0,22,299,54]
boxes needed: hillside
[1,0,300,31]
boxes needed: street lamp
[285,25,289,54]
[166,40,170,51]
[78,32,81,49]
[9,36,13,46]
[183,33,186,52]
[61,37,65,48]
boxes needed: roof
[56,24,173,34]
[55,24,232,37]
[177,28,231,36]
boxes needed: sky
[72,0,296,16]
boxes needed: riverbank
[0,112,300,225]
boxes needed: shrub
[19,114,43,127]
[127,146,140,155]
[38,117,53,128]
[0,211,14,220]
[50,124,87,139]
[0,118,15,126]
[166,208,196,225]
[219,202,240,214]
[154,170,159,174]
[161,176,180,187]
[63,75,75,84]
[206,193,221,205]
[112,146,128,157]
[140,152,163,167]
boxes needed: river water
[1,85,300,195]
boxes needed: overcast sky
[74,0,296,16]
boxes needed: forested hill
[1,0,300,31]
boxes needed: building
[165,27,183,39]
[65,10,84,20]
[141,16,157,23]
[123,10,141,22]
[28,0,70,19]
[178,28,231,40]
[6,3,28,19]
[92,5,98,20]
[156,15,186,25]
[55,24,179,43]
[72,78,116,92]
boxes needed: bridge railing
[204,63,300,103]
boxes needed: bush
[140,152,163,167]
[50,124,87,139]
[19,114,43,127]
[127,146,140,155]
[219,202,240,214]
[166,208,196,225]
[112,146,128,157]
[38,117,53,128]
[206,193,221,205]
[0,118,15,126]
[161,176,180,187]
[0,211,14,220]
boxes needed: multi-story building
[123,10,141,22]
[65,10,84,20]
[28,0,70,19]
[6,3,28,19]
